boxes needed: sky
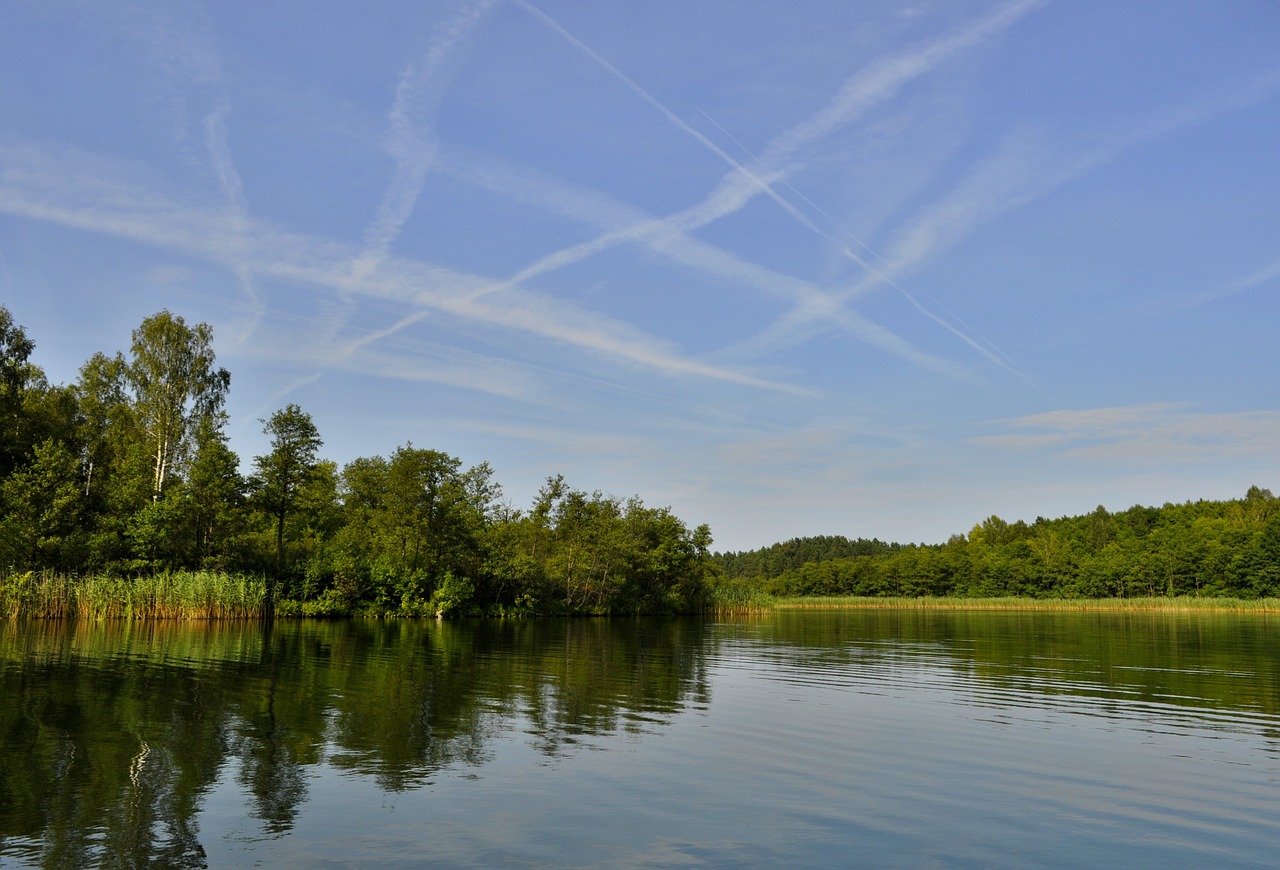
[1,0,1278,552]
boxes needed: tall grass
[767,595,1280,612]
[709,581,777,615]
[1,570,268,619]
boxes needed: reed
[767,595,1280,612]
[709,582,777,615]
[0,570,269,620]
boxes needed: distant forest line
[713,486,1280,600]
[2,305,1277,618]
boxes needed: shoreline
[763,595,1280,613]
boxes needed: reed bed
[709,583,778,615]
[767,595,1280,612]
[1,570,268,619]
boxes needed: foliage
[0,307,717,617]
[734,489,1280,602]
[4,304,1278,617]
[126,311,230,500]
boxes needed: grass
[708,581,778,615]
[1,570,269,620]
[6,572,1276,619]
[765,595,1280,612]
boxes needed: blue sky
[2,0,1277,551]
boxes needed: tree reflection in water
[2,611,1277,866]
[0,618,711,866]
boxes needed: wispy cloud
[255,372,324,421]
[747,71,1280,366]
[447,418,639,454]
[113,1,268,345]
[974,403,1280,464]
[709,0,1046,220]
[879,78,1280,284]
[502,0,1043,378]
[444,149,965,377]
[203,100,265,343]
[510,0,825,236]
[0,142,797,393]
[352,0,499,281]
[1157,257,1280,312]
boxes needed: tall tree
[0,439,83,570]
[0,305,39,476]
[178,414,247,568]
[253,404,322,574]
[127,311,230,501]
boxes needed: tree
[126,311,230,501]
[335,446,498,608]
[75,352,132,499]
[253,404,322,575]
[0,439,84,570]
[0,306,39,475]
[178,414,247,568]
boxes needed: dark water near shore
[2,611,1278,867]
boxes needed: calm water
[2,611,1278,868]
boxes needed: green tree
[253,404,322,577]
[74,352,152,569]
[126,311,230,501]
[0,306,41,476]
[0,439,84,570]
[175,414,247,568]
[334,446,498,609]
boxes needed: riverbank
[766,595,1280,612]
[0,571,267,620]
[6,571,1278,619]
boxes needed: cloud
[501,0,1043,377]
[351,0,500,282]
[104,1,267,345]
[974,403,1280,465]
[442,149,970,378]
[874,73,1280,283]
[521,0,1043,246]
[447,418,638,454]
[511,0,820,236]
[743,70,1280,369]
[737,0,1045,193]
[0,141,797,393]
[203,101,265,343]
[1158,257,1280,312]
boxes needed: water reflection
[1,611,1277,867]
[736,610,1280,740]
[0,619,712,866]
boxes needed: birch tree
[126,311,230,501]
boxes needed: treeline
[715,535,901,580]
[725,489,1280,599]
[0,307,715,616]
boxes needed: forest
[714,486,1280,600]
[3,304,1278,618]
[0,307,715,616]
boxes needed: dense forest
[0,307,715,616]
[4,305,1278,617]
[714,486,1280,599]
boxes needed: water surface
[2,611,1277,867]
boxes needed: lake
[2,610,1278,867]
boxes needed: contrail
[699,105,1037,385]
[204,101,266,344]
[505,0,1043,380]
[510,0,830,236]
[353,0,500,281]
